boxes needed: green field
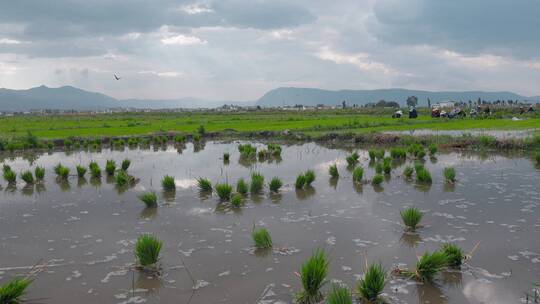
[1,109,540,140]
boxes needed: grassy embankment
[1,110,539,139]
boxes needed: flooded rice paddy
[0,141,539,303]
[384,128,539,139]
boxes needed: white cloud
[0,62,21,75]
[438,50,506,69]
[270,29,294,40]
[139,70,183,78]
[0,38,22,45]
[161,34,207,45]
[179,3,213,15]
[122,32,141,40]
[315,46,396,74]
[158,26,208,46]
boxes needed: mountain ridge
[0,85,248,111]
[0,85,538,111]
[256,87,540,107]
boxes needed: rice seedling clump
[174,134,186,143]
[441,243,464,267]
[267,143,282,157]
[296,249,329,304]
[0,277,33,303]
[375,149,385,160]
[89,162,101,178]
[535,152,540,164]
[250,172,264,193]
[443,167,456,183]
[372,174,383,185]
[269,177,283,192]
[346,152,359,167]
[304,170,316,186]
[57,166,70,179]
[135,234,163,267]
[236,178,248,195]
[139,192,158,208]
[368,149,377,160]
[428,143,438,155]
[223,152,230,162]
[76,165,87,177]
[375,163,383,174]
[390,147,406,159]
[53,163,62,175]
[295,174,306,189]
[408,144,423,158]
[20,171,34,184]
[258,149,269,160]
[34,166,45,180]
[382,157,392,174]
[352,167,364,182]
[403,166,414,178]
[329,164,339,178]
[327,284,352,304]
[231,193,243,208]
[238,144,257,158]
[416,168,432,184]
[414,162,424,173]
[357,263,387,303]
[197,178,212,192]
[161,175,175,191]
[105,160,116,175]
[115,170,131,186]
[400,207,423,230]
[252,227,272,249]
[215,183,233,200]
[415,251,449,281]
[3,169,16,183]
[121,159,131,171]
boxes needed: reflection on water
[401,232,422,248]
[269,193,282,203]
[441,270,463,288]
[353,182,363,194]
[0,141,539,304]
[21,184,34,196]
[416,282,448,304]
[295,186,316,200]
[414,182,432,193]
[443,183,456,192]
[140,207,158,219]
[90,176,102,187]
[162,190,176,202]
[329,177,338,189]
[372,184,384,193]
[77,177,88,188]
[135,272,164,297]
[56,178,70,192]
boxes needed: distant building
[434,101,455,108]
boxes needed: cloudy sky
[1,0,540,100]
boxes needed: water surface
[0,142,539,303]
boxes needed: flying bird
[114,74,121,80]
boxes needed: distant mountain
[0,85,250,111]
[119,98,247,109]
[1,85,538,112]
[0,85,118,111]
[256,87,540,107]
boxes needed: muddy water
[384,128,539,139]
[0,142,539,304]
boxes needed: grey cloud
[369,0,540,59]
[0,0,314,41]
